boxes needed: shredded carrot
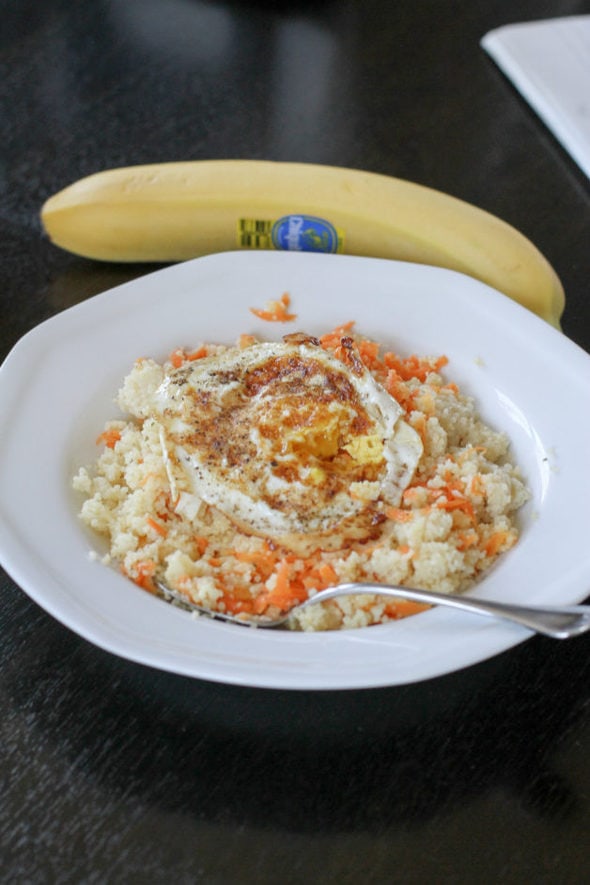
[402,487,423,504]
[383,600,431,619]
[238,333,257,349]
[300,561,322,584]
[470,475,485,497]
[442,469,465,491]
[416,389,436,415]
[318,562,338,585]
[383,352,448,382]
[193,535,209,556]
[96,428,121,449]
[168,347,186,368]
[146,517,168,537]
[435,496,475,521]
[356,339,381,370]
[185,345,208,361]
[300,560,337,591]
[456,446,487,464]
[319,321,355,350]
[168,345,209,367]
[127,559,157,591]
[411,414,428,443]
[482,531,513,558]
[456,530,479,551]
[273,558,292,597]
[218,590,256,615]
[250,292,296,322]
[384,507,413,522]
[252,558,309,614]
[233,548,277,579]
[389,377,423,413]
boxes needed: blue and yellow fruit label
[238,215,344,253]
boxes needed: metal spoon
[155,580,590,639]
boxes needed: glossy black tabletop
[1,2,590,882]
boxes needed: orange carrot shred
[146,517,168,537]
[456,531,479,551]
[482,531,513,557]
[168,345,208,366]
[252,558,310,614]
[96,428,121,449]
[169,347,185,368]
[385,507,413,522]
[129,559,157,591]
[383,600,430,619]
[319,321,356,350]
[318,562,338,585]
[194,536,209,555]
[250,292,297,322]
[185,345,208,361]
[470,475,485,496]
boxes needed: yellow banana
[40,160,564,326]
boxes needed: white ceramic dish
[1,251,589,690]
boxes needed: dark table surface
[1,2,590,882]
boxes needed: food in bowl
[73,320,529,630]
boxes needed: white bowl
[1,251,589,690]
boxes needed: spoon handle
[309,584,590,639]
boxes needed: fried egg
[147,334,423,552]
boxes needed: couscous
[73,318,529,631]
